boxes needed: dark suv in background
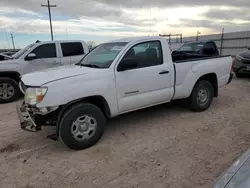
[233,48,250,77]
[172,41,219,62]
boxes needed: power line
[10,34,15,49]
[41,0,57,41]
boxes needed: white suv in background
[0,40,88,103]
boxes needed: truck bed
[172,55,232,100]
[172,52,212,62]
[173,55,231,63]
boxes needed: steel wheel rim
[197,88,209,106]
[71,115,97,141]
[0,83,15,99]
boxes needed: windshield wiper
[80,64,101,68]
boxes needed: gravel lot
[0,77,250,188]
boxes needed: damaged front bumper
[16,102,41,132]
[16,102,59,132]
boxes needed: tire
[0,77,21,103]
[189,80,214,112]
[59,103,106,150]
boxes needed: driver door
[22,43,60,75]
[115,40,173,113]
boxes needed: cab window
[30,44,57,59]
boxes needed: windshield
[78,42,128,68]
[178,42,204,52]
[12,44,35,59]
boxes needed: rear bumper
[16,102,41,132]
[227,73,234,84]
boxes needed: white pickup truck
[16,36,233,150]
[0,40,88,103]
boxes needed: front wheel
[59,103,106,150]
[189,80,214,112]
[0,78,21,103]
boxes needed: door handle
[159,70,169,74]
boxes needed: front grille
[19,81,27,94]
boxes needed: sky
[0,0,250,49]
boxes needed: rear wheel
[59,103,106,150]
[0,78,20,103]
[189,80,214,112]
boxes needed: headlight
[24,87,47,105]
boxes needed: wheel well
[58,95,111,122]
[56,95,111,138]
[196,73,218,97]
[0,72,21,84]
[81,96,111,118]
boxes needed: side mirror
[26,53,36,61]
[248,47,250,51]
[117,58,138,72]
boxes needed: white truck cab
[16,36,234,150]
[0,40,88,103]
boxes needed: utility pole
[41,0,56,41]
[196,31,201,41]
[149,8,152,36]
[10,34,15,49]
[220,28,224,55]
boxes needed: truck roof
[33,40,86,44]
[110,36,164,43]
[184,40,215,44]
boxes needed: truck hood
[0,53,12,60]
[0,59,19,65]
[0,59,20,72]
[21,65,101,86]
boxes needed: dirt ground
[0,77,250,188]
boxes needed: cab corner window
[119,41,163,71]
[61,42,84,57]
[203,42,217,55]
[30,43,56,59]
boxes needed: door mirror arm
[117,58,138,72]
